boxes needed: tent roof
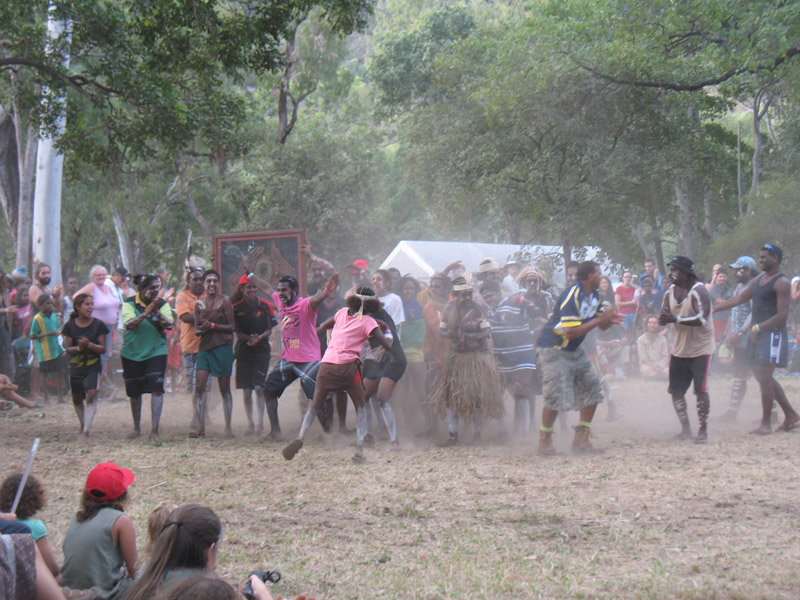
[379,240,563,278]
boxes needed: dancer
[420,273,452,438]
[121,274,174,440]
[399,275,429,434]
[536,261,623,455]
[658,256,715,444]
[176,267,207,429]
[362,300,407,448]
[432,277,504,446]
[232,273,277,435]
[191,270,235,437]
[262,273,339,438]
[282,287,392,463]
[62,293,109,437]
[713,244,800,433]
[719,256,758,422]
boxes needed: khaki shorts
[536,346,603,412]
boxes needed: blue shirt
[537,282,601,351]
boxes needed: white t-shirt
[379,293,405,326]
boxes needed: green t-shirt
[120,296,173,361]
[29,311,64,362]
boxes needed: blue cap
[729,256,758,272]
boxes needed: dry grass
[3,375,800,599]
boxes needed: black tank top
[751,272,787,326]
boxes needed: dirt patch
[2,375,800,599]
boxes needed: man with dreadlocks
[432,277,504,446]
[282,287,392,463]
[658,256,716,444]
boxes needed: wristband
[752,324,760,333]
[211,322,216,330]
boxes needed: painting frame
[212,228,306,298]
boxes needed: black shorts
[362,357,407,383]
[121,355,167,397]
[70,367,101,398]
[668,354,711,396]
[40,354,67,374]
[748,329,788,368]
[235,349,270,390]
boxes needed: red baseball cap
[348,259,369,274]
[238,272,254,286]
[85,462,135,500]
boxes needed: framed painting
[212,228,306,298]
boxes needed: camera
[241,569,281,600]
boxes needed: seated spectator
[129,504,312,600]
[0,473,60,581]
[1,533,66,600]
[141,502,177,569]
[637,316,669,380]
[634,275,663,324]
[597,323,632,379]
[61,463,137,600]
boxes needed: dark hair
[133,273,160,291]
[430,274,452,288]
[35,263,50,278]
[374,269,392,283]
[278,275,298,291]
[76,489,128,523]
[185,268,205,285]
[36,293,53,309]
[70,293,93,320]
[640,275,654,284]
[479,281,502,295]
[566,261,580,271]
[346,286,381,316]
[153,573,238,600]
[126,504,222,600]
[0,473,45,520]
[400,275,420,294]
[203,269,221,282]
[577,261,599,282]
[386,267,401,277]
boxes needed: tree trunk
[175,154,212,242]
[276,20,301,146]
[561,237,572,269]
[703,187,714,240]
[16,122,37,273]
[748,85,773,209]
[0,108,20,247]
[649,217,666,276]
[674,180,695,260]
[113,209,134,271]
[632,222,649,259]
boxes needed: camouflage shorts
[536,346,603,412]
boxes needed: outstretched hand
[324,272,340,294]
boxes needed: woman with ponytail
[120,274,174,439]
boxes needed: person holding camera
[127,504,313,600]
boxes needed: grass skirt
[431,351,504,420]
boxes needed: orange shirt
[422,301,449,367]
[175,289,201,354]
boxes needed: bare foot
[749,425,772,435]
[673,430,692,441]
[127,429,141,439]
[776,415,800,432]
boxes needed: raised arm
[309,272,340,311]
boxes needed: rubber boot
[571,423,605,455]
[538,428,556,456]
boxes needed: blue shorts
[748,329,788,368]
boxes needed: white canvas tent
[379,240,618,285]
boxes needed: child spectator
[61,462,137,599]
[29,294,67,403]
[0,473,61,580]
[141,502,176,567]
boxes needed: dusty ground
[3,374,800,599]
